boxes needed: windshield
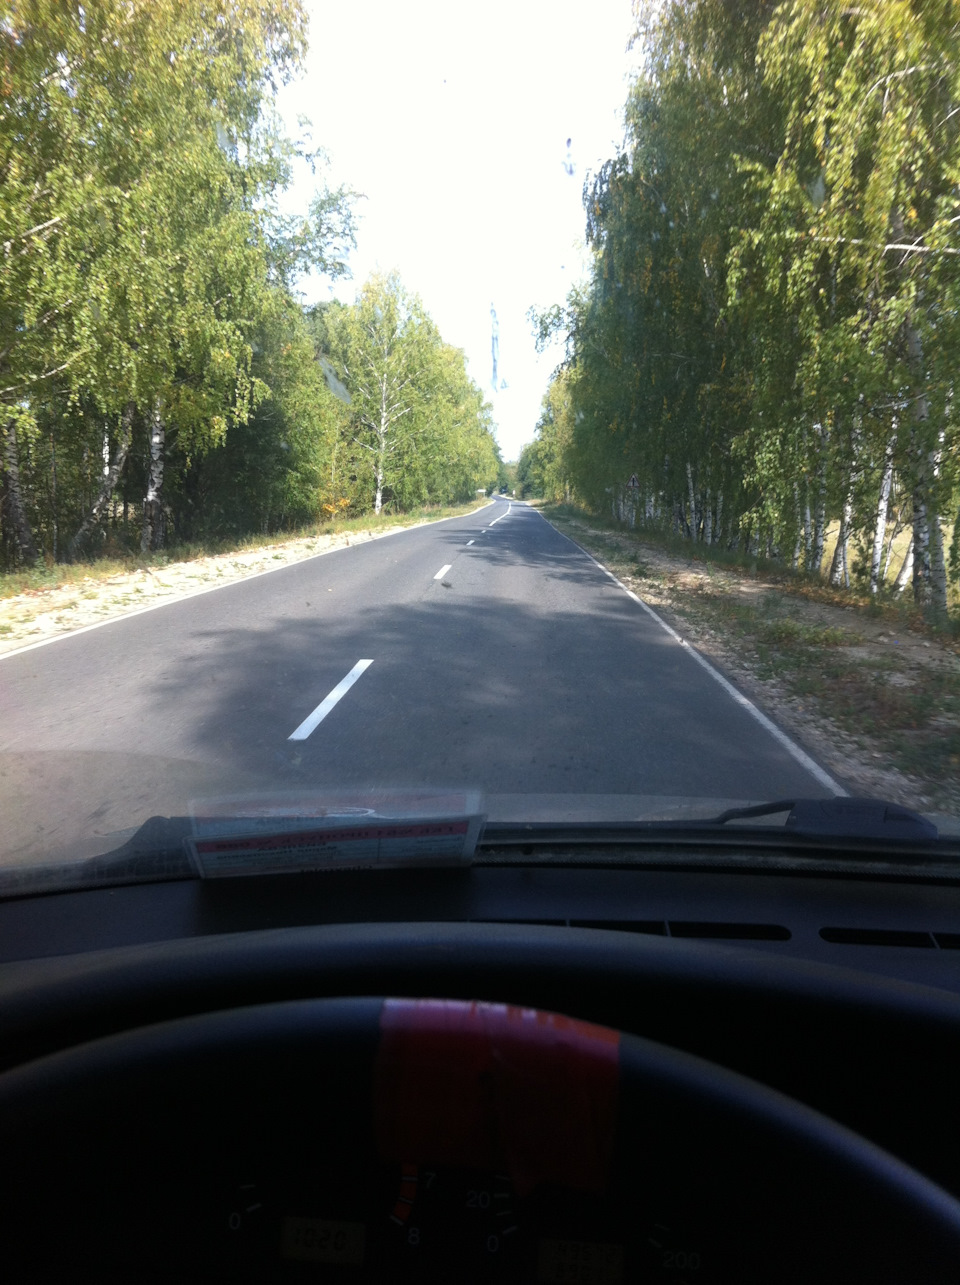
[2,0,959,884]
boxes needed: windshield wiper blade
[481,798,943,854]
[712,798,938,844]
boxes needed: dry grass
[0,498,492,653]
[0,500,488,602]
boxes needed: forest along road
[0,497,842,867]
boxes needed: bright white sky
[274,0,638,461]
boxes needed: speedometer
[383,1163,520,1273]
[222,1161,707,1283]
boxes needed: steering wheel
[1,995,960,1282]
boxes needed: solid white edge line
[434,564,452,580]
[0,500,498,662]
[533,509,846,796]
[288,659,374,741]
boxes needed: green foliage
[316,273,501,515]
[519,369,576,501]
[1,1,378,565]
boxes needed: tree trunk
[686,462,697,541]
[881,516,902,586]
[930,511,947,612]
[910,429,934,611]
[791,484,802,570]
[894,536,914,594]
[803,494,813,569]
[50,431,58,563]
[891,211,948,618]
[678,498,691,538]
[811,427,828,576]
[69,403,135,562]
[374,415,386,514]
[2,414,39,566]
[141,401,166,553]
[828,513,850,587]
[830,445,858,588]
[929,425,948,613]
[870,431,895,594]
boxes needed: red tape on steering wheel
[375,999,620,1194]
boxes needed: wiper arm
[713,798,938,844]
[481,798,944,860]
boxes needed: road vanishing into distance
[0,498,841,867]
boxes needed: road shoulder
[540,505,960,816]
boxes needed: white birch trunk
[50,431,58,562]
[929,427,948,611]
[803,496,812,569]
[930,512,947,611]
[140,401,165,553]
[892,219,948,617]
[812,427,828,576]
[69,403,135,562]
[869,432,895,594]
[881,518,901,586]
[894,537,914,594]
[828,503,851,587]
[910,432,933,608]
[830,434,859,588]
[373,376,390,515]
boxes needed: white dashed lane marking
[288,659,374,741]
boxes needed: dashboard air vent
[820,927,935,948]
[668,921,791,941]
[474,919,790,941]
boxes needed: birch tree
[542,0,959,621]
[1,0,358,561]
[321,274,498,515]
[752,0,960,617]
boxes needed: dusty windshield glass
[1,0,959,880]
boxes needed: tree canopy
[1,1,498,568]
[530,0,960,622]
[315,274,500,516]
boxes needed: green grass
[755,617,858,648]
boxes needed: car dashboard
[3,850,960,1281]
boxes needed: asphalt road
[0,498,840,865]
